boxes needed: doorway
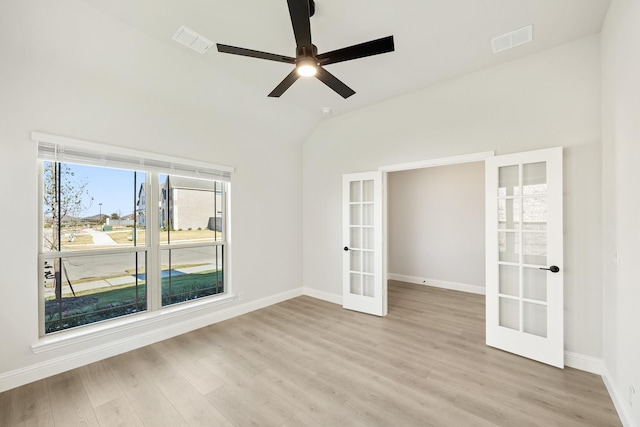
[387,161,486,295]
[380,151,494,298]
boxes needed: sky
[60,163,146,218]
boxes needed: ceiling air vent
[491,25,533,54]
[172,25,214,54]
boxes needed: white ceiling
[76,0,610,126]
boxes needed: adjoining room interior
[388,161,486,296]
[1,0,639,425]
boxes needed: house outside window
[37,134,232,335]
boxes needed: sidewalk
[84,228,118,245]
[45,263,217,298]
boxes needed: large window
[37,134,232,335]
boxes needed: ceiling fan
[216,0,395,99]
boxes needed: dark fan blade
[317,35,395,66]
[315,67,355,99]
[287,0,312,49]
[217,44,295,64]
[268,69,300,97]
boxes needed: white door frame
[378,151,495,294]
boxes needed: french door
[485,147,564,368]
[342,171,386,316]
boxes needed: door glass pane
[499,297,519,330]
[498,199,506,229]
[523,197,547,230]
[350,273,362,295]
[362,204,374,226]
[350,227,361,249]
[523,162,546,195]
[350,181,361,202]
[362,251,374,274]
[498,199,520,229]
[523,267,547,302]
[523,302,547,337]
[350,205,361,226]
[350,250,361,272]
[362,180,374,202]
[363,275,374,297]
[499,264,519,296]
[362,227,373,250]
[498,231,519,263]
[523,232,546,265]
[498,165,519,197]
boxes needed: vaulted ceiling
[9,0,612,143]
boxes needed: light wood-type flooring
[0,281,621,426]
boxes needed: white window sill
[32,294,236,354]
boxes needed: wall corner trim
[563,351,603,374]
[303,287,343,305]
[601,366,634,427]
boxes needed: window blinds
[33,132,233,182]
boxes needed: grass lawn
[108,228,221,244]
[58,227,222,249]
[45,270,224,333]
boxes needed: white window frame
[34,132,234,341]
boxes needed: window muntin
[39,160,228,335]
[42,162,145,252]
[43,251,147,334]
[161,245,224,306]
[158,174,226,307]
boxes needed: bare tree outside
[43,162,94,303]
[43,162,93,251]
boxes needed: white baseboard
[0,288,303,393]
[389,273,485,295]
[303,287,342,305]
[601,366,633,427]
[564,351,603,374]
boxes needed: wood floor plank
[78,359,124,408]
[152,338,225,395]
[0,281,622,426]
[12,417,55,427]
[205,384,280,426]
[124,346,233,427]
[45,371,99,427]
[107,351,189,427]
[93,396,144,427]
[1,379,52,426]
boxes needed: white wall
[388,162,485,290]
[601,0,640,424]
[0,0,315,389]
[303,36,603,359]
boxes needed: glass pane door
[497,161,548,337]
[486,147,564,368]
[343,171,386,317]
[348,179,375,297]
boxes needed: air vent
[491,25,533,53]
[172,25,214,54]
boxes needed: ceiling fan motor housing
[297,44,318,59]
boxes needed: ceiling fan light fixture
[296,58,318,77]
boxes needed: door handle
[344,247,349,251]
[539,265,560,273]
